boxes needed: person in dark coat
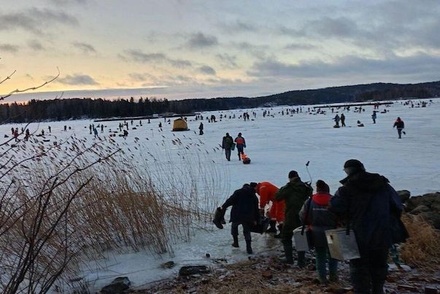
[275,170,313,266]
[372,111,377,124]
[329,159,404,294]
[340,113,346,127]
[300,180,338,284]
[221,133,234,161]
[393,117,405,139]
[198,122,204,135]
[333,114,340,127]
[220,183,259,254]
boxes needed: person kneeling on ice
[219,182,259,254]
[255,182,285,238]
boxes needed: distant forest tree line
[1,80,439,124]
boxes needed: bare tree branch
[0,68,60,101]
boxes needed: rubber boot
[246,240,253,254]
[232,235,239,248]
[329,272,339,283]
[297,251,306,268]
[274,224,283,238]
[266,220,277,233]
[282,244,294,264]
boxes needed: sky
[1,98,439,292]
[1,0,440,103]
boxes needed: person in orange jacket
[255,181,285,237]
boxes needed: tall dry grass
[400,213,440,269]
[0,131,224,293]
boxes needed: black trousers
[349,248,389,294]
[231,222,252,241]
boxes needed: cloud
[0,44,19,53]
[220,21,258,34]
[47,0,88,5]
[186,33,218,48]
[216,53,238,68]
[198,65,216,75]
[284,43,318,51]
[120,50,167,63]
[169,59,192,68]
[72,42,97,54]
[57,74,99,86]
[0,8,78,35]
[120,49,192,69]
[248,53,440,82]
[27,40,45,51]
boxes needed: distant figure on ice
[357,120,364,127]
[393,117,405,139]
[221,132,234,161]
[372,111,377,124]
[199,122,204,135]
[234,133,246,160]
[340,113,346,127]
[333,114,340,128]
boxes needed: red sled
[241,153,251,164]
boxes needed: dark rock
[397,284,420,292]
[161,261,176,269]
[398,190,411,203]
[262,270,273,279]
[412,204,430,214]
[178,265,211,277]
[418,211,440,230]
[425,286,438,294]
[404,192,440,229]
[100,277,131,294]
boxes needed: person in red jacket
[255,181,285,237]
[300,180,338,284]
[234,133,246,160]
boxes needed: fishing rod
[305,160,312,185]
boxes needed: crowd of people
[215,159,406,293]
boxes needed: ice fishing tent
[172,118,189,131]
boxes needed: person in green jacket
[275,170,313,267]
[221,133,234,161]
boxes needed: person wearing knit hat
[343,159,365,176]
[220,183,260,254]
[315,179,330,193]
[221,133,234,161]
[329,160,405,292]
[299,180,338,284]
[275,170,313,266]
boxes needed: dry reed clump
[1,131,226,293]
[400,213,440,269]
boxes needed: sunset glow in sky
[1,0,439,102]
